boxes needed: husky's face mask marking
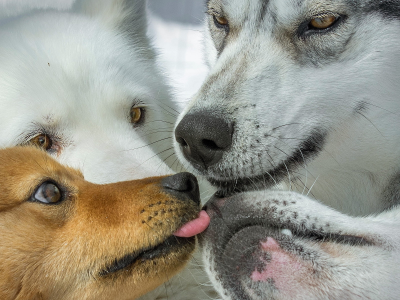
[175,0,400,216]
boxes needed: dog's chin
[99,236,195,278]
[204,222,370,300]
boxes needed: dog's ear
[72,0,148,41]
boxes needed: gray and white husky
[174,0,400,299]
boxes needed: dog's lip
[232,224,371,246]
[99,211,207,277]
[224,222,373,249]
[207,175,275,197]
[206,130,328,195]
[99,235,193,277]
[207,171,292,197]
[204,194,372,248]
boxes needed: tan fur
[0,147,199,300]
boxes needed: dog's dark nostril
[202,139,219,151]
[176,137,188,148]
[161,172,200,206]
[175,112,233,170]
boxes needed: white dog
[174,0,400,299]
[0,1,216,299]
[0,0,177,183]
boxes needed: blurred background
[148,0,205,24]
[147,0,208,107]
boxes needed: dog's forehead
[207,0,351,36]
[0,147,81,182]
[209,0,400,23]
[0,12,158,111]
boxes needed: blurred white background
[147,0,208,107]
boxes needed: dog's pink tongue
[173,211,210,238]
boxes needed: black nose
[161,172,200,206]
[175,113,233,169]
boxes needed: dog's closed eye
[31,182,63,204]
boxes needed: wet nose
[161,172,200,206]
[175,113,233,169]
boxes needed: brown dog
[0,147,209,300]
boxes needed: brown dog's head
[0,147,204,300]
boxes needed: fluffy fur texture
[174,0,400,299]
[0,0,175,183]
[0,146,202,300]
[0,1,217,299]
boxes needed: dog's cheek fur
[0,206,68,299]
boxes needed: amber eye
[28,134,52,150]
[33,182,62,204]
[130,107,144,124]
[309,15,337,30]
[214,15,229,26]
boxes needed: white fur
[0,0,174,182]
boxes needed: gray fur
[175,0,400,298]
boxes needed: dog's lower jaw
[200,190,400,300]
[203,234,383,300]
[99,236,195,277]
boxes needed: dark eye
[309,15,338,30]
[130,107,145,125]
[27,134,53,151]
[32,182,62,204]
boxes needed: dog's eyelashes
[28,134,53,151]
[32,182,62,204]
